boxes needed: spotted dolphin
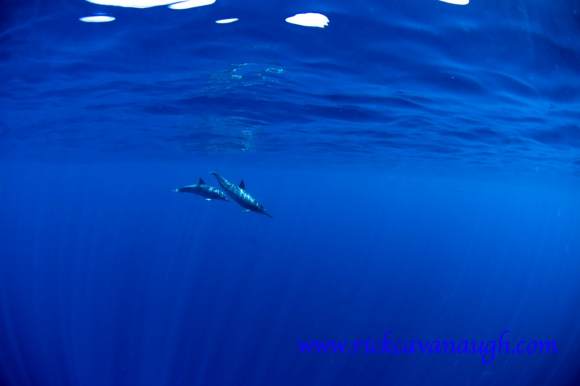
[175,178,228,201]
[211,172,272,217]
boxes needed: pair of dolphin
[176,172,272,218]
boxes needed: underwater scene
[1,0,579,385]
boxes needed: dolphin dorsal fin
[239,180,246,189]
[198,178,205,184]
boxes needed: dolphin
[175,178,228,201]
[211,172,272,217]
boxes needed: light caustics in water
[285,13,330,28]
[79,15,116,23]
[215,18,239,24]
[439,0,469,5]
[168,0,215,10]
[86,0,180,8]
[85,1,329,30]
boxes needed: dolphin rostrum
[211,172,272,217]
[175,178,228,201]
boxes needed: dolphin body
[175,178,228,201]
[211,172,272,217]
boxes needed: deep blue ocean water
[1,1,580,386]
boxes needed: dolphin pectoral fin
[205,198,212,201]
[239,180,246,189]
[199,177,205,184]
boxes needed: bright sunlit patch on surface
[439,0,469,5]
[79,15,116,23]
[85,0,180,8]
[215,18,239,24]
[285,13,329,28]
[168,0,216,10]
